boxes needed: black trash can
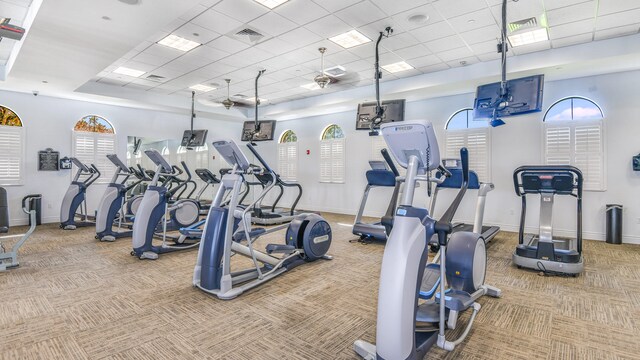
[28,195,42,226]
[605,204,622,244]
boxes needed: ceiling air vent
[508,17,538,33]
[230,25,267,45]
[325,65,346,77]
[146,74,165,82]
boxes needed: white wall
[254,69,640,244]
[1,90,242,225]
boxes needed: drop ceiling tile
[476,52,500,61]
[214,0,269,23]
[369,0,427,16]
[598,0,640,16]
[375,32,419,51]
[325,50,361,65]
[510,40,551,55]
[390,4,443,31]
[173,23,220,44]
[131,78,160,87]
[594,24,640,41]
[546,1,596,27]
[469,40,498,55]
[410,21,456,43]
[551,33,593,48]
[407,54,441,68]
[132,52,172,67]
[278,27,323,48]
[379,52,404,65]
[417,62,450,74]
[431,0,487,19]
[436,46,474,62]
[544,0,592,11]
[489,1,544,25]
[548,19,594,39]
[188,44,231,61]
[133,41,154,52]
[596,8,640,30]
[98,78,128,86]
[145,43,184,61]
[304,15,352,38]
[348,44,384,59]
[280,48,319,64]
[393,44,430,60]
[254,38,300,55]
[192,9,244,34]
[424,35,466,53]
[459,24,500,45]
[249,11,299,37]
[393,68,422,78]
[343,59,373,72]
[356,18,405,42]
[445,56,478,68]
[335,1,387,28]
[147,67,184,81]
[301,39,345,55]
[179,4,208,21]
[122,60,157,72]
[274,0,330,26]
[447,8,498,34]
[311,0,362,13]
[207,35,251,54]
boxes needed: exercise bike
[354,120,500,359]
[131,150,201,260]
[193,140,332,300]
[60,158,101,230]
[0,189,40,271]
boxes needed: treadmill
[512,165,584,276]
[429,159,500,248]
[352,149,401,242]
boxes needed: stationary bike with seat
[354,120,500,359]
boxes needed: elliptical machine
[60,158,101,230]
[0,190,40,271]
[354,120,500,359]
[131,150,201,260]
[95,154,144,242]
[193,140,332,300]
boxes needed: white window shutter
[287,142,297,181]
[466,129,490,182]
[278,143,288,180]
[331,138,345,183]
[0,126,24,185]
[574,123,603,191]
[73,133,95,167]
[370,135,387,161]
[319,140,332,183]
[544,125,572,165]
[445,131,466,159]
[96,135,116,181]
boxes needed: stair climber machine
[95,154,145,242]
[352,149,401,242]
[250,169,303,225]
[131,150,201,260]
[353,120,501,359]
[0,190,40,271]
[512,165,584,276]
[428,158,501,251]
[60,158,101,230]
[193,140,332,300]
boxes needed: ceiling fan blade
[197,98,224,107]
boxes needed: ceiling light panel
[329,30,371,49]
[381,61,414,73]
[508,28,549,47]
[158,34,201,52]
[113,66,146,77]
[190,84,216,92]
[253,0,289,9]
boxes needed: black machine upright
[512,165,584,276]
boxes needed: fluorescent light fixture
[301,82,321,90]
[381,61,414,73]
[508,28,548,47]
[157,34,201,52]
[113,66,145,77]
[329,30,371,49]
[190,84,216,92]
[253,0,289,9]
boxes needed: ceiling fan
[313,47,358,89]
[197,79,254,109]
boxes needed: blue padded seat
[366,170,396,187]
[437,169,481,190]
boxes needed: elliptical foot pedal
[265,244,296,254]
[140,251,159,260]
[101,236,116,242]
[419,263,441,299]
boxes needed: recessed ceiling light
[117,0,141,5]
[158,34,201,52]
[508,28,548,47]
[381,61,414,73]
[253,0,289,9]
[407,14,429,24]
[329,30,371,49]
[300,82,321,90]
[113,66,145,77]
[190,84,216,92]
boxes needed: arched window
[278,130,298,181]
[161,146,170,156]
[0,105,25,185]
[543,97,605,191]
[72,115,116,184]
[320,124,345,183]
[445,108,491,182]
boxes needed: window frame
[542,96,605,191]
[0,105,25,186]
[319,124,345,184]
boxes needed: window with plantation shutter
[543,97,605,191]
[278,130,298,181]
[72,115,116,184]
[319,125,345,183]
[445,108,491,182]
[370,135,386,161]
[0,126,24,185]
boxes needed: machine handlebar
[381,148,400,177]
[435,148,469,246]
